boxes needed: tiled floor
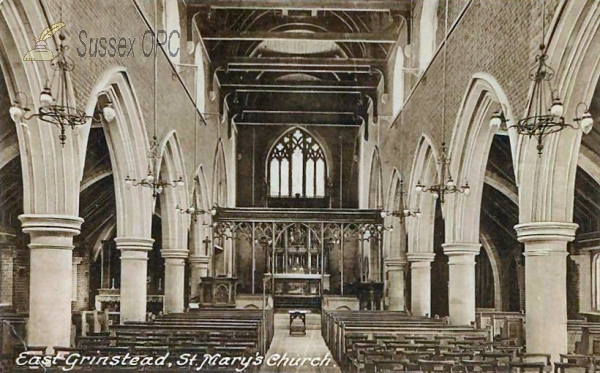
[259,313,341,373]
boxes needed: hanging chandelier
[381,180,421,220]
[9,34,116,146]
[415,142,470,204]
[125,135,184,198]
[489,43,594,154]
[176,203,218,221]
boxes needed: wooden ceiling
[189,0,410,127]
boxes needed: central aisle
[260,312,341,373]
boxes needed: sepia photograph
[0,0,599,371]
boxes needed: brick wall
[42,0,232,193]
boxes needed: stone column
[515,222,577,362]
[162,250,188,314]
[189,256,210,299]
[116,237,154,323]
[407,252,435,317]
[19,214,83,353]
[385,258,407,311]
[443,243,480,326]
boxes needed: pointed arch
[368,147,384,209]
[517,0,600,223]
[445,73,516,243]
[157,130,189,250]
[479,232,502,311]
[385,168,407,259]
[407,135,439,254]
[191,164,211,257]
[82,69,154,238]
[1,0,84,215]
[213,139,228,206]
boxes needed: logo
[23,22,65,61]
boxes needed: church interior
[1,0,600,371]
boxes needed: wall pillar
[443,243,480,326]
[116,237,154,323]
[385,258,407,311]
[515,222,577,362]
[407,252,435,317]
[162,250,188,314]
[189,256,210,299]
[19,214,83,353]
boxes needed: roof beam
[191,0,410,11]
[219,57,386,70]
[220,80,378,91]
[203,31,396,43]
[233,110,359,126]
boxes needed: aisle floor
[259,313,341,373]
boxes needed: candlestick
[111,278,115,289]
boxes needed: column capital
[19,214,84,234]
[115,237,154,251]
[515,222,578,243]
[385,257,408,269]
[19,214,84,250]
[407,252,435,263]
[115,237,154,261]
[189,255,210,265]
[442,243,481,256]
[161,249,189,260]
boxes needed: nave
[2,0,600,371]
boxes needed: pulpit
[198,277,238,307]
